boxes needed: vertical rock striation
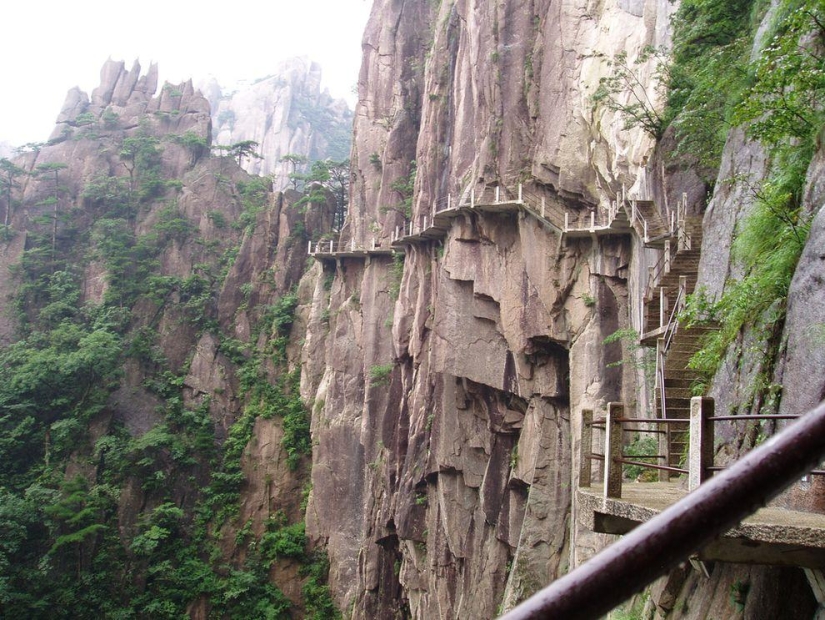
[303,0,676,617]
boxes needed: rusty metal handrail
[500,399,825,620]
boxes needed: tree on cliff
[280,153,308,190]
[35,162,68,261]
[295,158,350,232]
[216,140,263,168]
[0,158,25,230]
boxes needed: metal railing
[650,275,688,425]
[502,398,825,620]
[429,183,623,235]
[307,238,391,255]
[581,403,690,498]
[580,398,825,500]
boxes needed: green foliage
[383,159,417,220]
[168,130,209,166]
[388,252,405,300]
[294,159,350,231]
[663,0,762,174]
[260,519,307,566]
[675,0,822,410]
[120,130,165,202]
[82,175,132,218]
[733,0,825,145]
[592,46,669,139]
[235,176,271,232]
[369,363,395,387]
[623,434,659,480]
[101,108,119,129]
[301,552,342,620]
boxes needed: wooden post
[518,183,523,203]
[604,402,624,499]
[495,186,501,203]
[351,238,356,251]
[678,276,688,312]
[644,220,649,243]
[664,240,671,273]
[689,397,714,491]
[631,200,637,225]
[471,189,475,208]
[660,287,667,328]
[590,211,595,231]
[564,212,569,231]
[580,409,593,488]
[542,197,546,219]
[308,240,312,254]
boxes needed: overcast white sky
[0,0,373,146]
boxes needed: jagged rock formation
[202,57,353,189]
[0,59,340,616]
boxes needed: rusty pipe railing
[499,399,825,620]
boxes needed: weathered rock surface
[301,1,676,617]
[202,57,353,188]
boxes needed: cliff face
[301,0,680,617]
[302,0,825,617]
[202,57,353,189]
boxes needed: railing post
[678,276,688,312]
[495,186,500,203]
[604,402,624,499]
[518,183,523,203]
[447,194,452,210]
[395,226,400,241]
[580,409,593,488]
[660,287,667,329]
[647,266,655,298]
[644,220,649,243]
[664,240,671,274]
[689,397,715,491]
[308,240,312,255]
[542,197,546,219]
[564,212,569,232]
[631,200,637,225]
[351,238,356,251]
[590,211,595,231]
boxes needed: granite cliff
[299,0,825,617]
[1,0,824,617]
[201,57,353,189]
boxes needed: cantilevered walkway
[579,399,825,569]
[309,183,681,262]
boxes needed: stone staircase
[626,199,671,246]
[644,217,704,334]
[639,216,710,472]
[658,325,717,469]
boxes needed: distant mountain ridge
[200,57,353,189]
